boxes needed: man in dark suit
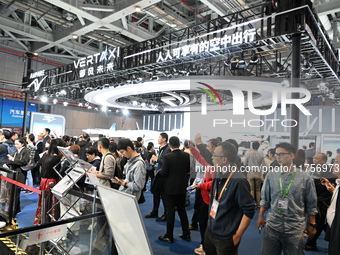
[158,136,191,243]
[42,128,51,151]
[322,154,340,255]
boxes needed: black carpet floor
[17,187,329,255]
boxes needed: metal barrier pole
[39,190,47,255]
[8,171,18,224]
[89,189,97,255]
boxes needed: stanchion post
[39,190,46,255]
[8,171,18,224]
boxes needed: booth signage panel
[28,224,68,245]
[1,99,37,126]
[30,112,65,138]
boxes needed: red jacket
[190,147,215,205]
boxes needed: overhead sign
[28,224,68,245]
[73,47,120,79]
[156,28,256,62]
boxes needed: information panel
[30,112,65,138]
[97,185,153,255]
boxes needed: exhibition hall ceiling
[0,0,338,65]
[0,0,339,111]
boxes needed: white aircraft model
[82,123,190,144]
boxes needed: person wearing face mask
[7,138,30,216]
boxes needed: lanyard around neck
[279,170,297,196]
[214,171,235,201]
[330,186,339,206]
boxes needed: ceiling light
[33,52,39,57]
[40,96,48,103]
[81,4,114,12]
[281,79,290,88]
[52,99,58,104]
[102,106,108,111]
[141,102,146,107]
[60,89,67,95]
[78,103,83,107]
[72,34,78,40]
[88,105,92,109]
[249,53,259,64]
[135,6,141,13]
[122,109,129,115]
[237,59,246,69]
[63,102,69,106]
[150,76,159,81]
[132,100,138,106]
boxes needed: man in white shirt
[321,154,340,255]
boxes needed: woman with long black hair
[34,138,65,224]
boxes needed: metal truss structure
[24,3,338,107]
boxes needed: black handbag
[21,158,36,171]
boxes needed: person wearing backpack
[1,130,16,156]
[89,137,116,188]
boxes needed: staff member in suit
[7,138,30,215]
[321,153,340,255]
[158,136,191,243]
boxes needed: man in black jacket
[206,141,255,255]
[145,132,171,221]
[158,136,191,243]
[78,133,91,161]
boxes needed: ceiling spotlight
[88,106,92,109]
[60,89,67,95]
[327,93,335,99]
[122,109,129,115]
[237,59,246,69]
[132,100,138,106]
[116,109,120,113]
[63,102,68,106]
[72,34,78,40]
[141,102,146,107]
[150,76,159,81]
[40,95,48,103]
[52,99,58,104]
[33,52,39,57]
[101,106,108,111]
[135,6,141,13]
[78,103,83,107]
[281,79,290,88]
[249,53,259,64]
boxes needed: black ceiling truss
[26,4,339,105]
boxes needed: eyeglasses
[274,153,291,157]
[212,154,225,158]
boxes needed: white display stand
[96,185,153,255]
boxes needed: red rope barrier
[0,175,41,195]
